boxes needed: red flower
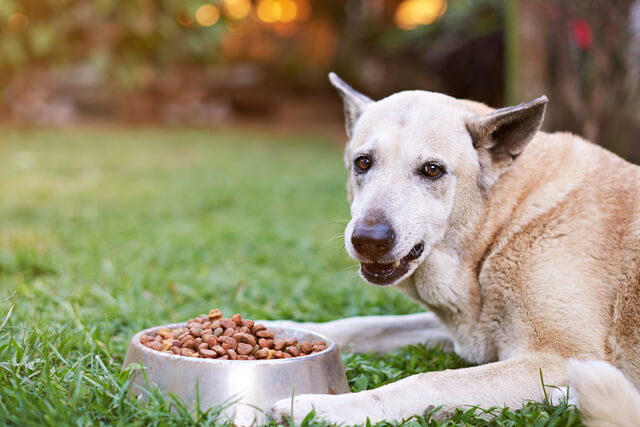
[571,18,593,50]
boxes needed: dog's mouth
[360,242,425,286]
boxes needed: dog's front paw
[271,393,377,425]
[271,394,322,425]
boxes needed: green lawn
[0,128,582,426]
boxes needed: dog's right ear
[329,72,373,139]
[466,95,548,170]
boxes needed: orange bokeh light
[223,0,251,20]
[8,13,29,34]
[176,11,194,27]
[394,0,447,30]
[195,4,220,27]
[257,0,281,24]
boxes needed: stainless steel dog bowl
[123,321,349,425]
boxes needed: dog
[270,73,640,426]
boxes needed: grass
[0,128,583,426]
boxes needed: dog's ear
[329,72,373,139]
[466,96,548,168]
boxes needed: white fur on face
[344,91,479,285]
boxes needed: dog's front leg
[271,353,567,425]
[263,312,452,353]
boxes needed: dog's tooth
[392,260,400,268]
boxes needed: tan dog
[271,73,640,426]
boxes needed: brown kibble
[179,334,193,344]
[231,313,242,325]
[256,329,274,339]
[146,341,163,351]
[200,348,216,358]
[237,342,253,355]
[286,346,300,357]
[157,327,172,338]
[204,335,218,347]
[208,309,223,320]
[219,336,238,350]
[211,345,226,356]
[180,348,197,357]
[142,311,329,360]
[233,332,257,347]
[284,337,298,347]
[252,323,266,334]
[220,318,236,329]
[210,320,222,330]
[258,338,274,348]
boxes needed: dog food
[139,309,327,359]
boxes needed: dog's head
[329,73,547,286]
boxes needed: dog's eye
[354,156,372,173]
[422,163,443,179]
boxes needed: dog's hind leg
[271,352,567,425]
[262,312,453,353]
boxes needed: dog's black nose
[351,221,396,260]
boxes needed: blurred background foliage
[0,0,638,159]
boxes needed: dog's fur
[271,74,640,426]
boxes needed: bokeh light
[176,11,194,27]
[279,0,297,23]
[223,0,251,20]
[257,0,281,24]
[8,13,29,34]
[256,0,308,24]
[394,0,447,30]
[195,4,220,27]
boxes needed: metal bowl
[123,321,349,425]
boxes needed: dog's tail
[567,359,640,427]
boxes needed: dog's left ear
[466,95,548,168]
[329,72,373,140]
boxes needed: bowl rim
[128,321,337,366]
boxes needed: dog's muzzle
[360,242,424,286]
